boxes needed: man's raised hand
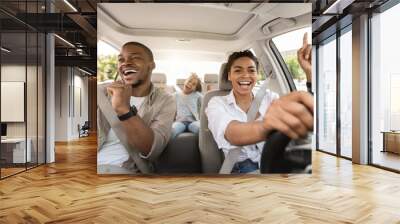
[106,80,132,116]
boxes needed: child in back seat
[171,73,203,139]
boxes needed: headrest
[218,63,232,91]
[204,74,218,83]
[176,78,185,85]
[151,73,167,83]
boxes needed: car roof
[98,3,311,61]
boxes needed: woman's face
[228,57,257,96]
[183,77,199,94]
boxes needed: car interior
[97,3,312,173]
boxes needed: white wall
[54,67,89,141]
[1,65,26,130]
[1,64,46,164]
[1,65,38,137]
[54,67,69,141]
[71,72,89,138]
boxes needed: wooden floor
[1,163,45,178]
[0,135,400,223]
[1,167,26,178]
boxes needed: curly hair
[187,73,202,92]
[225,50,259,75]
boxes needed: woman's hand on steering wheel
[262,91,313,140]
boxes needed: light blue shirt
[175,91,203,122]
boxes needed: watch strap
[118,106,137,121]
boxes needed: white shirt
[97,96,145,166]
[205,90,279,163]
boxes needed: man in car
[97,42,176,174]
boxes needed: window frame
[316,33,338,156]
[368,0,400,173]
[338,24,353,159]
[313,21,353,160]
[268,40,297,92]
[0,1,47,179]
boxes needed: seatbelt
[219,80,270,174]
[97,85,151,174]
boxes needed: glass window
[97,40,224,90]
[0,1,46,179]
[27,31,38,169]
[371,3,400,171]
[317,35,337,154]
[1,32,28,178]
[339,27,352,158]
[1,1,28,177]
[272,27,312,91]
[97,40,118,83]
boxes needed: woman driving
[206,35,313,173]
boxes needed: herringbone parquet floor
[0,134,399,223]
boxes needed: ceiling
[311,0,391,44]
[102,4,258,35]
[0,32,45,65]
[98,3,311,61]
[0,0,98,74]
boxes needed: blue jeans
[231,159,259,173]
[171,121,200,139]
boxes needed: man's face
[118,44,154,87]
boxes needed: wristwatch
[118,105,137,121]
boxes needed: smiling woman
[205,50,313,174]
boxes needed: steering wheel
[260,131,311,174]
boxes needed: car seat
[176,78,185,91]
[203,73,218,92]
[154,132,202,173]
[199,63,230,173]
[151,73,175,93]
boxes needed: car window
[97,40,223,87]
[271,27,312,91]
[97,40,119,82]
